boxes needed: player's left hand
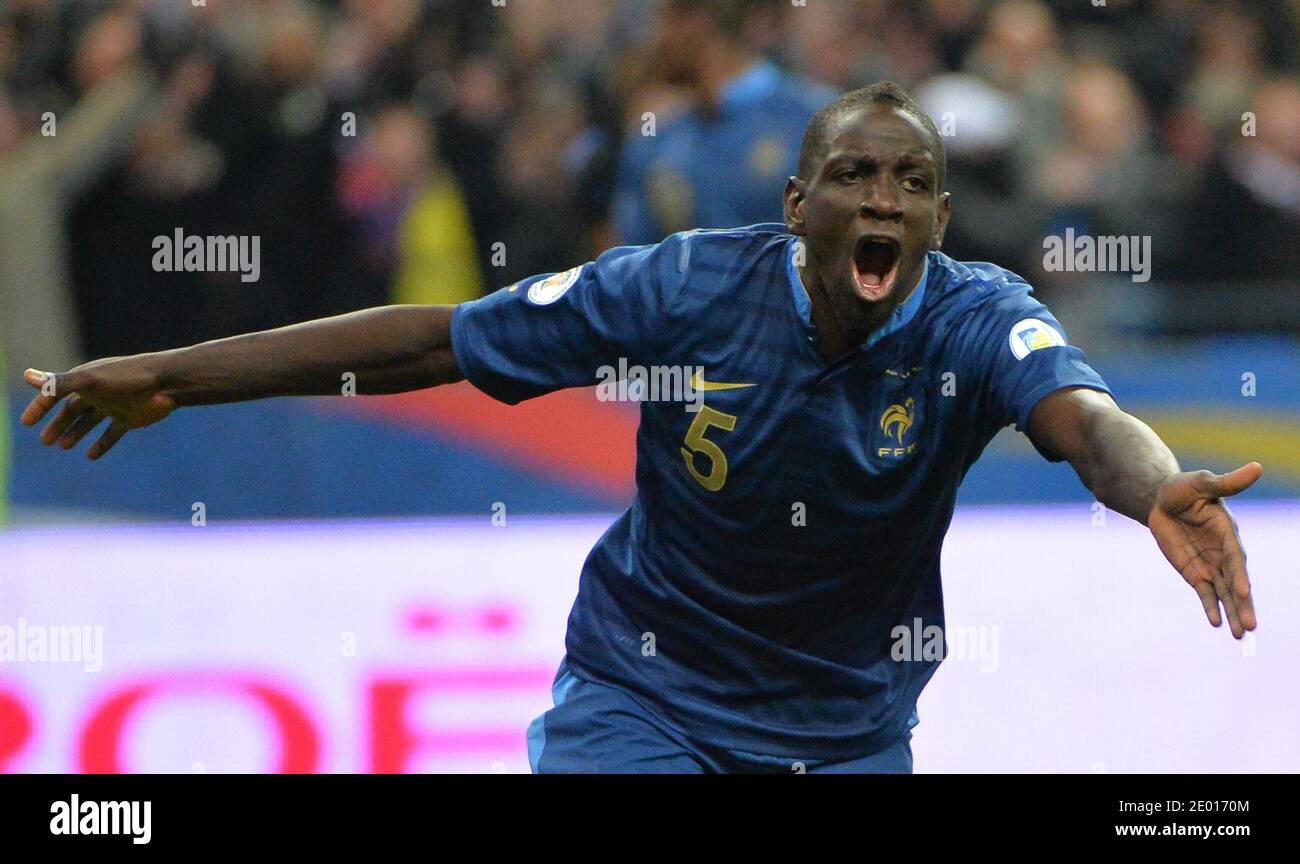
[1147,462,1262,639]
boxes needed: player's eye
[837,170,863,184]
[901,176,927,191]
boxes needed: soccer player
[20,83,1260,774]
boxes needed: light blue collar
[865,254,929,349]
[787,240,930,351]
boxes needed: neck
[798,263,922,363]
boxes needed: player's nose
[858,181,903,222]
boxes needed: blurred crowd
[1,0,1298,382]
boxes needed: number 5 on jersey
[680,405,737,492]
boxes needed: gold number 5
[680,405,737,492]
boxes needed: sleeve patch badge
[1008,318,1066,360]
[527,265,585,305]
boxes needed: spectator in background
[1032,62,1178,257]
[68,0,372,358]
[66,57,224,359]
[494,0,629,263]
[914,73,1034,267]
[491,76,593,286]
[0,4,173,529]
[2,0,1299,381]
[612,0,834,245]
[0,8,160,381]
[322,0,431,110]
[1180,77,1300,286]
[1181,3,1267,137]
[207,0,375,328]
[925,0,987,72]
[1028,62,1179,349]
[435,52,514,284]
[339,103,483,306]
[2,0,75,102]
[783,0,898,92]
[963,0,1069,171]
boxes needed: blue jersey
[613,62,834,245]
[451,224,1111,759]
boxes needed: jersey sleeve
[962,282,1112,461]
[450,235,686,405]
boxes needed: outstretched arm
[22,305,463,459]
[1026,387,1261,638]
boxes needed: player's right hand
[21,358,177,459]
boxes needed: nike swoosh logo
[689,369,757,392]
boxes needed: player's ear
[930,191,951,250]
[784,176,807,236]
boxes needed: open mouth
[852,235,902,301]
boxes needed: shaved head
[798,81,946,190]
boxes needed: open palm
[1148,462,1261,638]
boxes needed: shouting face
[784,103,950,345]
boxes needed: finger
[88,420,130,460]
[58,409,106,450]
[39,395,91,445]
[21,369,64,426]
[1214,572,1244,639]
[1220,517,1253,605]
[1197,462,1263,499]
[23,368,50,390]
[21,393,60,427]
[23,367,89,399]
[1220,527,1256,631]
[28,367,98,432]
[1233,586,1257,632]
[1193,580,1221,628]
